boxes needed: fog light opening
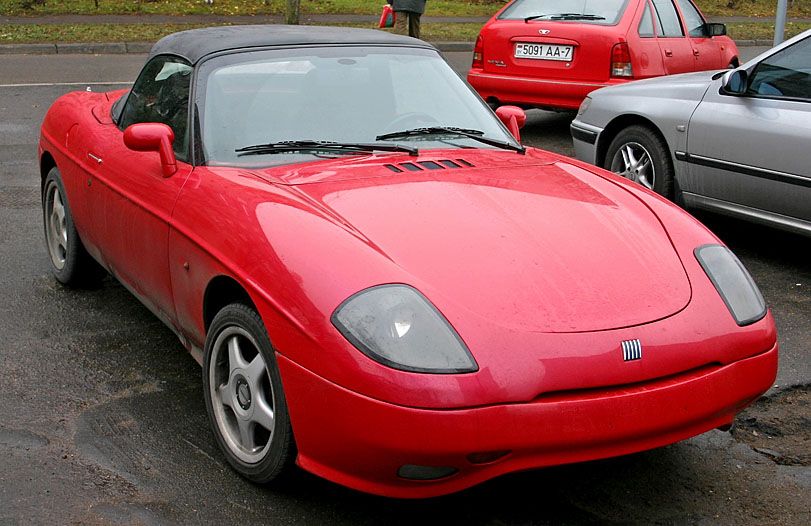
[466,450,511,465]
[397,464,459,481]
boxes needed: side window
[675,0,707,37]
[651,0,684,37]
[119,55,193,160]
[638,1,656,37]
[748,37,811,101]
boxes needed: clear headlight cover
[695,244,766,326]
[332,285,478,374]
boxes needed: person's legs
[393,11,408,35]
[408,12,421,39]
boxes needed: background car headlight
[332,284,478,374]
[577,96,592,116]
[695,244,766,326]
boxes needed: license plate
[514,43,573,61]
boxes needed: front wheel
[203,303,295,483]
[604,125,674,199]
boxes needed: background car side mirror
[721,69,748,95]
[123,123,177,178]
[705,23,727,37]
[495,105,526,143]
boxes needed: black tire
[203,303,295,484]
[603,125,675,200]
[42,166,103,285]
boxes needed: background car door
[651,0,694,74]
[684,37,811,226]
[84,56,194,323]
[634,0,667,78]
[674,0,721,70]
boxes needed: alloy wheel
[209,326,276,464]
[610,142,656,190]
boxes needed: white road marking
[0,81,132,88]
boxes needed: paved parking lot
[0,51,808,524]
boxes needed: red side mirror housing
[495,106,526,143]
[123,123,177,178]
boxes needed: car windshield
[196,46,517,167]
[499,0,629,25]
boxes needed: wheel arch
[40,151,57,190]
[203,275,258,333]
[596,114,671,168]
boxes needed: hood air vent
[384,159,474,173]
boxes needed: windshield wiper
[526,13,605,22]
[235,140,418,157]
[375,127,525,154]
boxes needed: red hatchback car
[468,0,739,111]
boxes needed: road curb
[0,43,57,54]
[0,40,475,54]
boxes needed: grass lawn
[0,22,484,43]
[1,0,809,18]
[1,20,807,44]
[0,1,501,17]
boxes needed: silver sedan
[571,29,811,236]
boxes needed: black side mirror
[705,23,727,37]
[721,69,748,95]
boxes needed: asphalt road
[0,50,808,525]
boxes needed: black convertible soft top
[149,25,435,64]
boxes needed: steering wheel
[381,112,440,134]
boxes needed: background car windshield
[499,0,629,24]
[197,47,514,166]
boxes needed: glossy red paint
[123,123,177,178]
[40,80,775,497]
[495,105,526,141]
[468,0,738,110]
[282,343,777,498]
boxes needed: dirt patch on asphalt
[733,384,810,466]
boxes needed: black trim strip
[675,151,811,188]
[570,124,597,145]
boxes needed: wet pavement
[0,53,808,525]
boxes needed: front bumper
[279,343,778,498]
[570,119,604,166]
[468,70,625,111]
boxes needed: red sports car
[468,0,739,111]
[40,26,775,498]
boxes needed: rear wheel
[604,125,674,199]
[203,303,295,483]
[42,167,102,285]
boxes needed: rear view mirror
[495,105,526,143]
[705,23,727,37]
[721,69,748,95]
[123,123,177,178]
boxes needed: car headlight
[577,96,592,116]
[332,284,478,374]
[695,245,766,326]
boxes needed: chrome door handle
[87,153,103,165]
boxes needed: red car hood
[258,150,691,333]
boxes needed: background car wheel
[42,166,102,285]
[604,125,674,199]
[203,303,295,484]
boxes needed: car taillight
[473,35,484,68]
[611,42,633,78]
